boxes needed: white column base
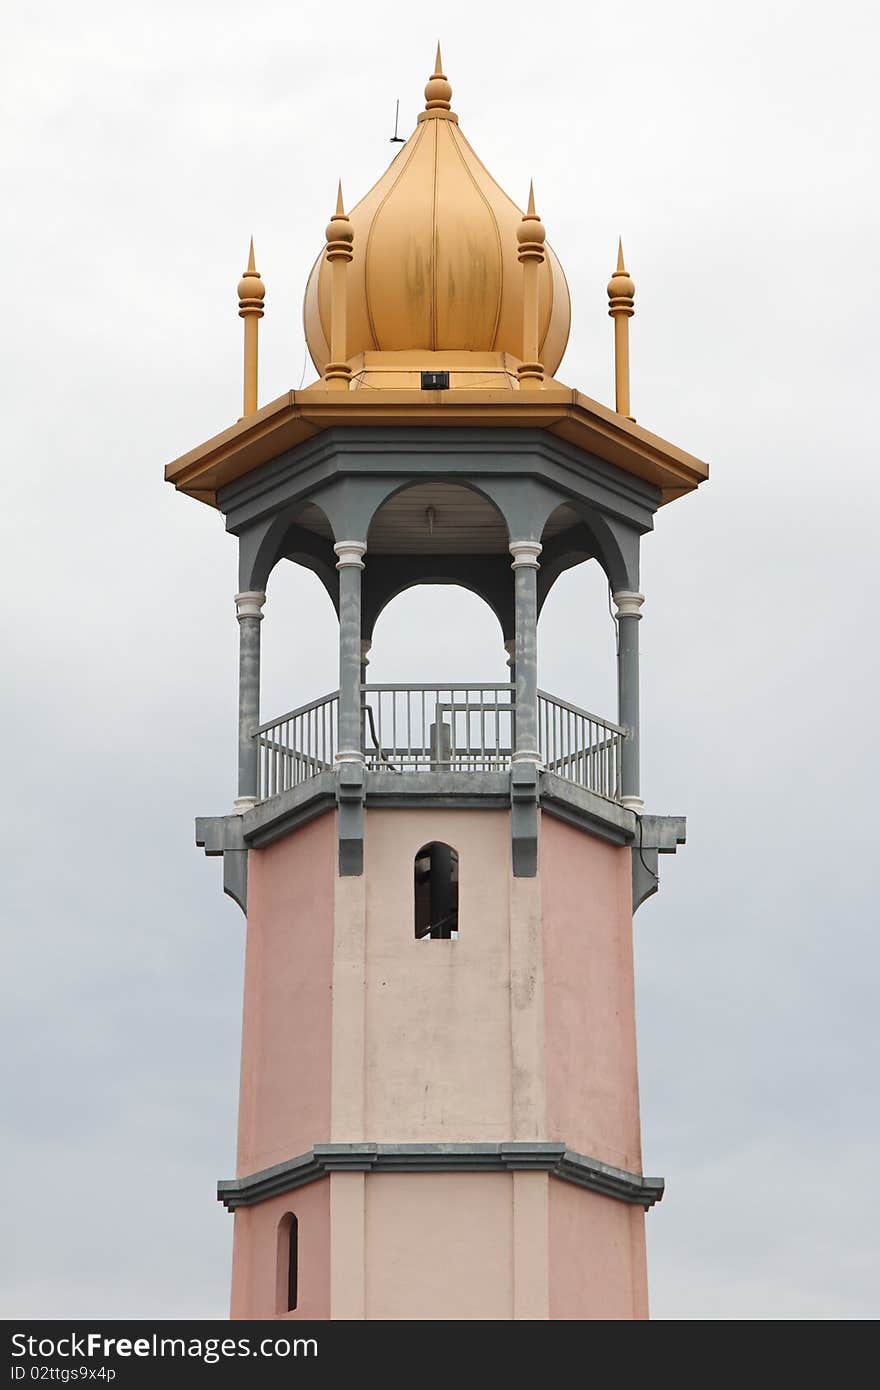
[621,795,645,813]
[233,795,258,814]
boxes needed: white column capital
[234,590,266,620]
[509,540,542,569]
[612,590,645,620]
[360,639,371,666]
[504,638,516,668]
[334,541,367,570]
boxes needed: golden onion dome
[303,48,571,376]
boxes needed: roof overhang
[164,382,708,508]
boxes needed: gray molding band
[217,1142,664,1212]
[197,775,685,915]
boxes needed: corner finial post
[421,43,454,119]
[237,237,266,417]
[516,181,546,386]
[607,238,636,419]
[324,182,354,390]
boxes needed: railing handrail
[361,682,515,693]
[537,688,627,737]
[253,682,624,806]
[255,690,339,735]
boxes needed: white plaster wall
[365,1173,514,1320]
[363,810,515,1141]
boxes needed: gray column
[504,637,517,686]
[509,542,542,763]
[234,590,266,811]
[334,542,366,762]
[613,590,645,810]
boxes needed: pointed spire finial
[238,238,265,417]
[422,42,454,118]
[607,238,635,305]
[516,181,547,387]
[324,183,355,390]
[325,181,353,248]
[608,238,636,419]
[238,238,265,309]
[517,180,546,244]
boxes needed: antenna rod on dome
[323,183,354,391]
[607,239,636,420]
[390,98,405,143]
[516,182,546,386]
[237,238,265,417]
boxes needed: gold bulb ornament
[423,42,453,114]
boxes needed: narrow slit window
[414,843,459,939]
[277,1213,298,1312]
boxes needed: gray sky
[2,0,878,1320]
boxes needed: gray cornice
[218,427,660,536]
[217,1142,664,1211]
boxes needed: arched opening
[538,560,617,720]
[261,564,338,721]
[365,587,512,772]
[414,843,459,939]
[368,584,508,685]
[276,1212,298,1313]
[364,479,513,677]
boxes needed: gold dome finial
[325,181,354,249]
[238,237,265,417]
[324,183,354,389]
[517,181,547,386]
[607,238,635,419]
[237,237,266,312]
[516,180,546,250]
[607,237,635,307]
[421,41,455,120]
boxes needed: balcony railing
[255,684,625,804]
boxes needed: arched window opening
[414,843,459,939]
[276,1213,298,1313]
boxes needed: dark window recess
[283,1214,298,1311]
[414,842,459,939]
[420,370,449,390]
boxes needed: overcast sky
[2,0,878,1320]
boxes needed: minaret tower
[166,52,708,1320]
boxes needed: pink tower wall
[236,814,334,1176]
[541,816,643,1171]
[228,806,649,1319]
[230,1180,330,1320]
